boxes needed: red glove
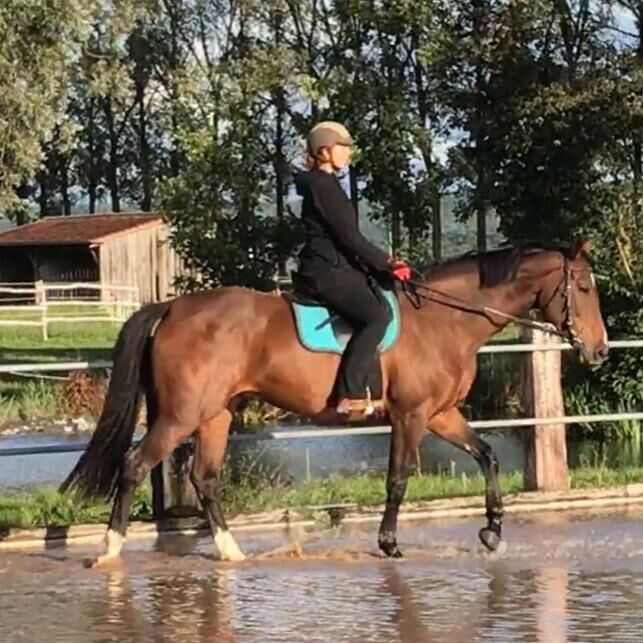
[389,258,411,281]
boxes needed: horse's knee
[121,447,149,486]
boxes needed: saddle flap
[288,288,401,355]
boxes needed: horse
[60,238,608,566]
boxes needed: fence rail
[1,335,642,504]
[2,411,643,459]
[0,339,639,375]
[0,281,140,340]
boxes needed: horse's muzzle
[581,343,609,366]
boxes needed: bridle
[402,254,585,349]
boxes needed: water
[1,508,642,642]
[0,428,526,490]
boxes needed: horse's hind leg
[90,416,197,567]
[429,407,504,552]
[190,410,245,562]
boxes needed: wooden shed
[0,213,188,303]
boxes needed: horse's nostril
[596,346,609,360]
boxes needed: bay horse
[61,239,608,565]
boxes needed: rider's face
[330,143,352,169]
[319,143,352,170]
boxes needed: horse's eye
[578,281,591,292]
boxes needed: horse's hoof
[215,529,247,562]
[478,527,502,552]
[379,532,403,558]
[379,542,404,558]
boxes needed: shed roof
[0,213,164,246]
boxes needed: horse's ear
[571,238,592,258]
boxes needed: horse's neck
[420,260,542,355]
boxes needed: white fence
[0,335,641,503]
[0,338,640,430]
[0,281,140,340]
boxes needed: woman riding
[293,121,411,416]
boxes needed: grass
[0,380,65,425]
[2,466,643,531]
[0,323,118,425]
[0,323,117,363]
[0,485,153,531]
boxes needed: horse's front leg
[378,409,427,558]
[428,407,504,552]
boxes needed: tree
[162,0,304,290]
[0,0,97,216]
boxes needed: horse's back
[163,285,288,324]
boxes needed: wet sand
[1,506,643,642]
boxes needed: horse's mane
[426,242,573,289]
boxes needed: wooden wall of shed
[98,224,188,303]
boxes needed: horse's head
[537,239,609,366]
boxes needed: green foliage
[0,484,151,529]
[0,0,97,213]
[5,1,643,428]
[4,466,643,528]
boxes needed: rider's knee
[372,306,391,330]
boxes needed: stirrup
[336,394,385,417]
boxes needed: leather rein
[400,256,584,349]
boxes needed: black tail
[60,302,169,500]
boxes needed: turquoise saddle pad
[290,288,401,354]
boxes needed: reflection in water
[1,512,643,642]
[99,565,239,643]
[535,565,569,643]
[381,563,491,643]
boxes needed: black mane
[429,242,573,289]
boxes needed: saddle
[285,280,401,355]
[283,273,401,407]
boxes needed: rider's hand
[389,258,412,282]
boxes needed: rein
[401,257,583,347]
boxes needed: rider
[293,121,412,415]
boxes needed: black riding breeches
[316,277,390,400]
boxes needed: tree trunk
[137,82,152,211]
[275,95,286,276]
[38,173,48,217]
[88,97,97,214]
[168,10,181,178]
[104,97,120,212]
[61,159,71,215]
[473,0,489,252]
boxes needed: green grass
[0,323,118,425]
[0,323,117,363]
[2,466,642,531]
[0,485,153,531]
[0,380,65,425]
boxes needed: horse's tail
[59,302,170,500]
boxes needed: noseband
[550,256,584,349]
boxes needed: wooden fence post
[521,326,570,491]
[35,280,48,341]
[151,440,201,520]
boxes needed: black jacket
[294,169,390,292]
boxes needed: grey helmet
[307,121,353,156]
